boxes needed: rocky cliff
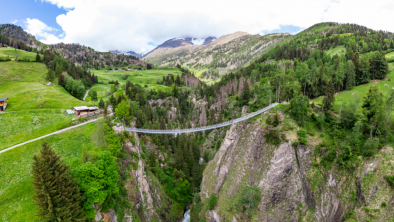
[197,111,394,221]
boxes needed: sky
[1,0,394,53]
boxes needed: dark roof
[0,98,8,102]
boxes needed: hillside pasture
[313,68,394,120]
[0,47,39,61]
[0,61,89,150]
[0,61,47,85]
[90,67,183,97]
[326,45,346,57]
[0,122,98,221]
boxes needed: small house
[138,68,142,70]
[115,68,118,71]
[121,68,127,71]
[108,68,113,71]
[72,106,99,116]
[0,98,8,112]
[128,67,132,70]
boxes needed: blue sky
[1,0,394,53]
[1,0,65,32]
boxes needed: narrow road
[0,117,102,154]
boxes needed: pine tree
[99,99,104,108]
[36,52,41,62]
[31,141,85,221]
[322,79,335,113]
[240,79,250,106]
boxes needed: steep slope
[0,24,145,69]
[0,24,45,49]
[149,32,290,81]
[197,112,394,221]
[142,36,217,65]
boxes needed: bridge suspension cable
[123,103,279,134]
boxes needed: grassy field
[313,62,394,116]
[0,122,98,222]
[386,51,394,60]
[0,61,47,84]
[326,45,346,57]
[0,47,39,61]
[89,67,183,100]
[0,61,89,150]
[91,67,181,88]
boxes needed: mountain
[144,31,290,81]
[142,36,217,63]
[0,24,146,69]
[125,51,144,58]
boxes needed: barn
[0,98,8,112]
[72,106,99,116]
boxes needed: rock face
[200,116,394,221]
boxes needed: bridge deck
[123,103,279,134]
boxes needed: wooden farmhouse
[0,98,8,112]
[72,106,99,116]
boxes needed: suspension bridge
[124,103,279,134]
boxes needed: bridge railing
[124,103,278,134]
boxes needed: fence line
[123,103,279,134]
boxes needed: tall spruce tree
[240,79,250,106]
[31,141,85,221]
[322,79,335,113]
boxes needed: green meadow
[0,47,39,61]
[326,45,346,57]
[88,66,183,100]
[0,61,88,150]
[313,62,394,119]
[0,122,98,222]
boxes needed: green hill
[0,60,89,151]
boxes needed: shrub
[265,116,272,125]
[381,202,387,207]
[236,186,261,212]
[300,137,308,145]
[385,175,394,188]
[265,129,281,146]
[272,113,280,127]
[208,194,218,210]
[364,206,371,212]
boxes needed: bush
[272,113,280,127]
[265,129,281,146]
[385,175,394,188]
[208,194,218,210]
[381,201,387,207]
[236,186,261,212]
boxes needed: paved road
[0,117,102,154]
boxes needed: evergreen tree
[322,79,335,113]
[362,84,384,138]
[35,52,41,62]
[45,69,55,83]
[346,60,356,90]
[240,79,250,106]
[31,141,85,221]
[99,99,104,108]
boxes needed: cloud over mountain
[31,0,394,53]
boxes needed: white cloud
[33,0,394,53]
[24,18,62,44]
[11,20,18,24]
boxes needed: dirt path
[83,89,90,101]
